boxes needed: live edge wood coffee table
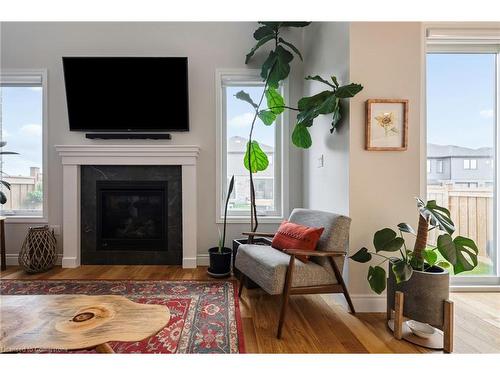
[0,295,170,353]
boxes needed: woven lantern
[19,225,57,273]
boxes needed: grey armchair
[235,208,355,339]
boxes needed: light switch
[318,154,324,168]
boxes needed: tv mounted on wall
[62,57,189,132]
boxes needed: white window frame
[436,159,444,174]
[425,35,500,287]
[0,69,48,223]
[463,159,470,169]
[215,69,289,223]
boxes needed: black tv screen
[62,57,189,132]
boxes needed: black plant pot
[207,247,232,278]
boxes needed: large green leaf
[350,247,372,263]
[437,234,479,274]
[373,228,405,252]
[368,266,386,295]
[260,46,293,88]
[417,198,455,235]
[291,124,312,149]
[243,141,269,173]
[391,259,413,283]
[305,75,335,88]
[298,90,332,111]
[330,106,342,133]
[0,141,6,148]
[423,249,438,267]
[258,110,276,125]
[235,90,258,109]
[0,191,6,204]
[253,25,274,40]
[265,87,285,115]
[0,180,11,190]
[245,34,274,64]
[335,83,363,98]
[278,38,303,60]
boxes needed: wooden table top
[0,294,170,352]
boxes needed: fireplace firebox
[96,181,168,251]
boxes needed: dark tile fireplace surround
[81,165,182,265]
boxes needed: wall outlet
[50,225,61,236]
[318,154,324,168]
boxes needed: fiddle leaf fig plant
[236,21,363,232]
[350,198,479,294]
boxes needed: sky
[1,86,43,177]
[427,53,496,149]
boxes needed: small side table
[0,216,6,271]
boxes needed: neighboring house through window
[0,70,47,220]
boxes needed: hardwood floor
[1,265,499,353]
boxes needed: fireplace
[96,181,168,251]
[80,165,182,265]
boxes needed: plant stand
[387,291,454,353]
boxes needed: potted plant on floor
[350,197,479,327]
[208,176,235,278]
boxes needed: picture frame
[365,99,408,151]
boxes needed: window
[437,159,444,174]
[427,159,431,173]
[463,159,477,170]
[216,70,286,221]
[0,70,46,219]
[426,48,499,283]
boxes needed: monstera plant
[350,198,479,294]
[0,141,19,205]
[237,22,363,231]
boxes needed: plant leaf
[423,249,438,266]
[258,110,276,125]
[0,151,19,155]
[261,46,293,88]
[437,261,450,269]
[368,266,386,295]
[253,25,274,40]
[350,247,372,263]
[397,223,416,235]
[391,259,413,283]
[265,87,285,115]
[305,75,335,88]
[291,124,312,149]
[437,234,479,274]
[330,76,339,88]
[0,141,6,148]
[245,33,274,64]
[278,38,303,60]
[330,106,342,133]
[417,198,455,235]
[243,141,269,173]
[373,228,405,252]
[0,180,11,190]
[0,191,6,204]
[335,83,363,98]
[298,90,332,110]
[235,90,258,109]
[280,22,311,28]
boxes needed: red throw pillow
[271,220,324,263]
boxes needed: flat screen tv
[62,57,189,132]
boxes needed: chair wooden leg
[443,300,454,353]
[277,255,295,339]
[328,257,355,314]
[238,274,246,298]
[394,291,404,340]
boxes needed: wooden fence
[427,185,494,257]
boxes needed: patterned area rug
[0,280,245,354]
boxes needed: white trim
[197,253,210,266]
[215,68,288,224]
[427,28,500,45]
[55,144,200,269]
[1,69,49,224]
[450,285,500,292]
[6,252,63,266]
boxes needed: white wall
[302,22,350,215]
[0,22,304,264]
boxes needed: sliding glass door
[426,49,499,285]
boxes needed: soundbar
[85,133,172,140]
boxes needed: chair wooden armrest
[283,249,346,257]
[242,231,276,238]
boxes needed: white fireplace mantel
[55,144,200,269]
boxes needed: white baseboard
[350,294,386,312]
[61,256,79,268]
[182,257,197,269]
[197,254,209,266]
[6,253,63,266]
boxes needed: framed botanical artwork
[365,99,408,151]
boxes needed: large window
[216,70,285,221]
[0,70,46,219]
[426,49,499,283]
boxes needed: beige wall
[348,22,424,302]
[0,22,304,264]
